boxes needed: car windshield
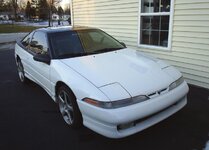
[49,29,125,58]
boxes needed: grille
[147,87,169,98]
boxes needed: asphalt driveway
[0,48,209,150]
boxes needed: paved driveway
[0,48,209,150]
[0,33,28,44]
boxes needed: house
[70,0,209,89]
[17,13,25,20]
[52,13,59,21]
[0,12,25,21]
[0,12,10,20]
[61,15,70,21]
[0,14,9,20]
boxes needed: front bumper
[77,81,189,138]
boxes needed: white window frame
[137,0,174,51]
[70,0,74,26]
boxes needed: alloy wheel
[58,90,74,125]
[17,61,25,82]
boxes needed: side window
[22,32,33,48]
[30,31,48,54]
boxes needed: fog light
[117,122,135,130]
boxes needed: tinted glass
[22,32,33,47]
[30,31,48,54]
[49,31,83,57]
[49,29,125,58]
[78,29,124,52]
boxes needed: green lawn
[0,24,41,33]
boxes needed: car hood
[60,48,177,97]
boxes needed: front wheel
[57,85,82,128]
[17,59,27,83]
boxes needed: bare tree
[25,1,31,20]
[48,0,61,26]
[11,0,18,21]
[0,0,4,12]
[38,0,50,20]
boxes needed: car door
[17,32,34,76]
[27,31,52,94]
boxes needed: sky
[60,0,71,9]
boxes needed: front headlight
[169,76,184,91]
[83,95,149,109]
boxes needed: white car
[15,26,189,138]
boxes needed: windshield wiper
[58,53,88,58]
[93,47,123,53]
[57,48,123,58]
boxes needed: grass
[0,24,41,33]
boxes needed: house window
[138,0,174,49]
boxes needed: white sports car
[15,26,189,138]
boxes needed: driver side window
[30,31,48,55]
[22,32,33,49]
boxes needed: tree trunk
[48,8,51,26]
[12,0,18,21]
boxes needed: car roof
[36,26,98,33]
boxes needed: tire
[17,59,28,83]
[57,85,82,128]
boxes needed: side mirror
[33,54,50,65]
[120,42,126,48]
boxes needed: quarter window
[30,32,48,54]
[22,32,33,48]
[139,0,173,49]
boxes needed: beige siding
[73,0,209,89]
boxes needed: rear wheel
[17,59,27,83]
[57,85,82,128]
